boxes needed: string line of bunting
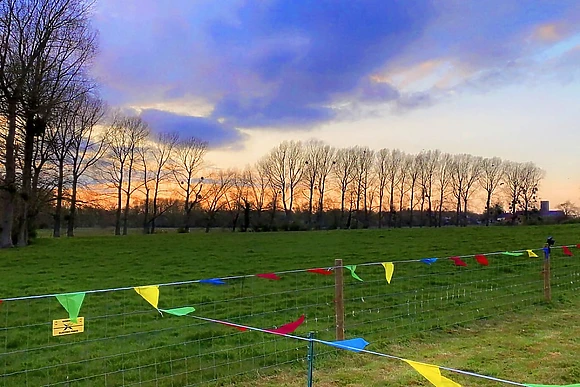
[1,243,577,305]
[1,244,578,385]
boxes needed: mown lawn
[0,225,579,386]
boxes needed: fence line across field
[1,244,575,303]
[1,243,579,386]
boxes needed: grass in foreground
[250,298,580,386]
[0,225,579,385]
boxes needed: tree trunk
[53,159,65,238]
[152,181,160,234]
[115,178,122,235]
[485,192,492,226]
[143,189,150,234]
[16,126,35,246]
[409,183,415,228]
[0,99,18,248]
[67,177,78,237]
[243,201,250,232]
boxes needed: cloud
[139,109,244,148]
[92,0,580,133]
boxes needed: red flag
[475,254,489,266]
[256,273,281,281]
[265,315,306,335]
[218,321,247,332]
[576,244,580,249]
[562,246,573,256]
[449,256,467,267]
[307,268,333,276]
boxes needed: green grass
[1,225,579,386]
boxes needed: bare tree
[558,201,579,218]
[351,146,374,228]
[397,156,412,227]
[518,162,544,220]
[503,161,522,223]
[137,140,153,234]
[386,149,404,227]
[0,0,97,247]
[201,169,235,233]
[418,150,439,227]
[301,140,336,228]
[333,147,357,226]
[260,140,305,221]
[103,114,149,235]
[245,164,268,226]
[375,149,389,228]
[407,154,421,227]
[173,137,207,232]
[436,153,453,227]
[479,157,504,226]
[460,155,483,226]
[66,95,106,236]
[149,132,178,233]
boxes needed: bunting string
[185,313,550,386]
[1,244,577,303]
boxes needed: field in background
[1,225,579,386]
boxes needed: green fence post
[307,331,315,387]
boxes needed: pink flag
[265,315,306,335]
[307,268,333,276]
[256,273,281,280]
[449,256,467,267]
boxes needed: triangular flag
[475,254,489,266]
[345,265,364,281]
[542,247,550,256]
[159,307,195,316]
[404,359,462,387]
[381,262,394,283]
[134,286,159,309]
[307,268,333,276]
[449,257,467,267]
[503,251,523,256]
[265,315,305,335]
[56,292,85,323]
[562,246,573,256]
[421,258,438,265]
[218,320,248,331]
[256,273,281,280]
[199,278,226,285]
[527,250,538,258]
[576,244,580,249]
[327,338,369,352]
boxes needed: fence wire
[1,246,579,386]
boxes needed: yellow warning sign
[52,317,84,336]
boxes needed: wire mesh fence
[1,244,579,386]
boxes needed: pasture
[1,225,579,386]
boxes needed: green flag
[503,251,523,256]
[56,292,86,323]
[159,307,196,316]
[345,265,364,282]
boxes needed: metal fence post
[334,259,345,341]
[307,331,315,387]
[543,244,551,302]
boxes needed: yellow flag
[381,262,394,284]
[134,286,159,309]
[527,249,538,258]
[404,359,461,387]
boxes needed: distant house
[497,200,563,223]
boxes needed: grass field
[1,225,579,386]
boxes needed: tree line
[0,0,546,247]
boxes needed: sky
[92,0,580,207]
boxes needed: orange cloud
[534,23,563,43]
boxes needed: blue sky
[93,0,580,205]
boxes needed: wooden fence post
[334,258,345,341]
[543,245,551,302]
